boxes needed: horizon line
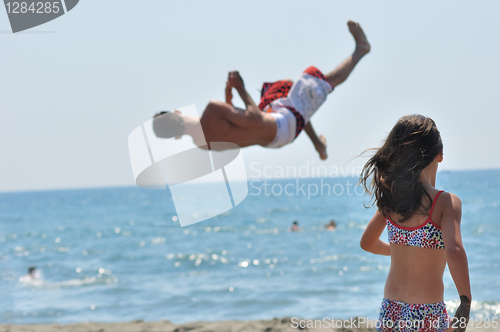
[1,167,499,195]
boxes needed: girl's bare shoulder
[438,191,461,208]
[435,191,462,223]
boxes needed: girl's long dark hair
[359,115,443,222]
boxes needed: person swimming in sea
[290,221,302,232]
[19,266,40,282]
[325,219,337,231]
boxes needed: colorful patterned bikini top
[386,190,445,249]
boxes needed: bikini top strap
[429,190,445,217]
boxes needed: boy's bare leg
[325,21,370,88]
[304,122,327,160]
[302,21,369,159]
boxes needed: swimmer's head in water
[152,111,185,138]
[293,221,298,225]
[28,266,36,274]
[360,114,443,222]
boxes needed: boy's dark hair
[28,266,36,274]
[359,114,443,222]
[152,111,185,138]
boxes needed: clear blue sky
[1,0,499,192]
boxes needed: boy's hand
[225,81,233,105]
[228,71,245,90]
[315,135,328,160]
[452,295,471,332]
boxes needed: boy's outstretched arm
[304,122,328,160]
[227,71,261,118]
[225,80,233,106]
[441,193,471,332]
[360,211,390,256]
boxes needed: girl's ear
[436,151,444,163]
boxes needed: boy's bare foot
[348,20,370,55]
[316,135,328,160]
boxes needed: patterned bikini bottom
[377,298,451,332]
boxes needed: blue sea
[1,170,499,324]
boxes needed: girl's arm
[360,210,390,256]
[441,193,471,332]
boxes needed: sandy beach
[1,317,498,332]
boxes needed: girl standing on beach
[359,115,471,332]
